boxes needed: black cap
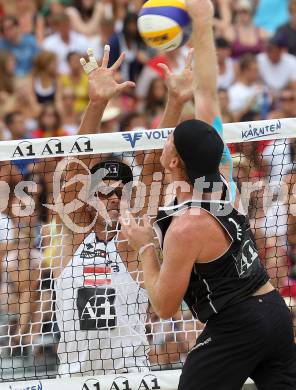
[90,160,133,185]
[173,119,224,188]
[268,34,288,48]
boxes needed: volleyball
[137,0,192,52]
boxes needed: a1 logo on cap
[104,162,119,177]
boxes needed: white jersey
[55,232,149,376]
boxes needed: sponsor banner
[226,118,291,143]
[0,370,256,390]
[0,118,294,161]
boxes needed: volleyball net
[0,117,295,390]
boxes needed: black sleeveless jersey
[154,198,269,323]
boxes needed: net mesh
[0,121,295,387]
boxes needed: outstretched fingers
[110,52,126,72]
[101,45,110,68]
[157,63,172,79]
[185,48,194,70]
[117,80,136,93]
[80,48,99,75]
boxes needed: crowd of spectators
[0,0,296,380]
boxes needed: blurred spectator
[89,17,115,60]
[31,51,58,105]
[136,48,188,100]
[10,79,40,131]
[0,52,15,95]
[224,0,267,58]
[4,111,35,174]
[119,111,149,177]
[31,103,67,138]
[228,54,260,120]
[0,210,14,243]
[13,0,39,36]
[0,170,49,347]
[59,87,80,135]
[253,0,289,34]
[285,163,296,279]
[234,110,268,177]
[21,171,50,246]
[144,78,167,122]
[120,111,149,132]
[212,0,233,37]
[100,102,120,133]
[218,88,235,124]
[257,36,296,93]
[262,136,294,185]
[0,52,16,117]
[117,87,139,114]
[35,0,67,44]
[276,0,296,56]
[65,0,104,37]
[59,52,88,114]
[0,15,39,77]
[105,0,132,33]
[4,111,29,141]
[42,12,90,74]
[0,161,21,218]
[216,37,235,90]
[108,13,147,82]
[268,87,296,119]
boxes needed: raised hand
[80,46,136,104]
[120,213,155,253]
[185,0,214,22]
[158,49,194,105]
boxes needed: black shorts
[178,290,296,390]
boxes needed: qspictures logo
[241,119,282,141]
[82,374,161,390]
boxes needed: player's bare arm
[120,212,203,318]
[157,48,194,129]
[186,0,236,200]
[140,50,194,213]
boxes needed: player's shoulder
[168,207,210,241]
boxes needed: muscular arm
[187,0,235,199]
[121,213,202,319]
[140,51,194,214]
[59,48,136,216]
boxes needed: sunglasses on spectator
[94,186,123,199]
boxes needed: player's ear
[169,156,180,170]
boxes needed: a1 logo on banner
[82,374,161,390]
